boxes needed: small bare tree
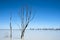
[19,6,32,40]
[10,13,12,40]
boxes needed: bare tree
[10,13,12,40]
[19,6,32,40]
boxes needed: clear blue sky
[0,0,60,29]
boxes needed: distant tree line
[29,28,60,30]
[0,28,60,30]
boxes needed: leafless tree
[10,13,12,40]
[19,6,32,40]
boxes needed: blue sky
[0,0,60,29]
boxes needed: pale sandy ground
[0,30,60,40]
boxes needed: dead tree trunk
[10,13,12,40]
[19,6,32,40]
